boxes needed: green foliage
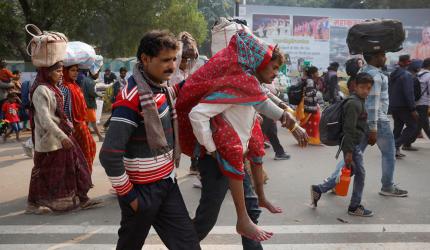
[0,0,209,61]
[247,0,430,8]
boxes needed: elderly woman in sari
[26,61,101,214]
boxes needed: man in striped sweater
[99,30,200,250]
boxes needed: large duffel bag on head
[25,24,68,67]
[347,19,405,55]
[211,17,252,55]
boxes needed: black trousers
[261,115,285,155]
[392,108,418,149]
[416,105,430,139]
[116,178,200,250]
[193,155,263,250]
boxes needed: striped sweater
[99,76,179,203]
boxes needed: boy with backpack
[311,73,375,217]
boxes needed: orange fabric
[0,69,15,82]
[63,68,96,172]
[73,122,96,173]
[85,108,96,122]
[62,68,87,123]
[300,106,321,145]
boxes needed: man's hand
[130,198,139,213]
[291,125,309,148]
[368,130,377,146]
[280,111,296,130]
[61,138,74,149]
[344,152,353,168]
[411,111,419,121]
[210,151,217,159]
[278,102,288,110]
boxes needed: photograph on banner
[330,19,364,68]
[293,16,330,41]
[252,14,291,38]
[408,26,430,60]
[330,19,430,68]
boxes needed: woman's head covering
[34,61,64,86]
[62,65,87,123]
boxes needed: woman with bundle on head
[27,61,101,214]
[60,64,97,174]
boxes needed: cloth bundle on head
[63,41,96,69]
[175,30,275,179]
[89,55,103,75]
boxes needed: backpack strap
[417,72,430,98]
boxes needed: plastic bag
[63,41,96,69]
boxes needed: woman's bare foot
[259,199,283,213]
[236,218,273,241]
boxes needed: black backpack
[347,19,405,55]
[413,76,422,101]
[416,72,430,101]
[319,98,351,147]
[287,81,304,105]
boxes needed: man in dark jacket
[82,71,104,142]
[389,55,419,158]
[324,62,340,104]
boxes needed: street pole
[235,0,240,17]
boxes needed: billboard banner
[243,5,430,72]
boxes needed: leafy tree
[0,0,209,60]
[198,0,233,55]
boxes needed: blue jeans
[330,121,396,191]
[318,144,365,208]
[361,121,396,191]
[194,155,262,250]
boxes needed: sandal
[80,199,104,210]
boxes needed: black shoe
[402,145,419,151]
[189,158,199,175]
[274,153,291,160]
[379,185,408,197]
[395,149,405,159]
[348,205,374,217]
[310,185,321,207]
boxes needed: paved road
[0,125,429,249]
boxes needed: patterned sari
[62,67,96,173]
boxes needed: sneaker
[310,185,321,207]
[379,185,408,197]
[274,152,291,160]
[348,205,374,217]
[402,145,418,151]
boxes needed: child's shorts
[10,122,21,132]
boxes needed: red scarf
[30,62,73,142]
[62,67,88,123]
